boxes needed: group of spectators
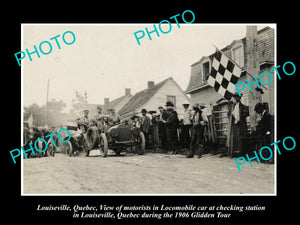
[131,101,209,158]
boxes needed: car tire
[99,133,108,157]
[137,132,145,155]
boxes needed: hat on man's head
[192,103,200,108]
[141,109,147,113]
[199,103,205,109]
[158,106,164,109]
[233,92,243,98]
[182,103,190,108]
[97,105,102,109]
[83,109,89,113]
[148,110,157,114]
[165,101,174,107]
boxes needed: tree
[23,99,67,127]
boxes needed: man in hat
[187,103,205,158]
[165,101,179,154]
[108,108,121,126]
[140,109,151,149]
[254,102,273,163]
[78,109,90,132]
[148,110,159,151]
[227,93,249,156]
[181,103,192,151]
[158,106,168,152]
[94,105,104,129]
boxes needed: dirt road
[23,150,274,194]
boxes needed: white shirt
[183,110,192,125]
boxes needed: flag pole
[212,44,268,91]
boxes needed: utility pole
[246,26,262,131]
[45,78,49,128]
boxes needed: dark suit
[158,110,168,151]
[256,110,273,160]
[165,109,179,152]
[141,115,151,149]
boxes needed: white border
[21,23,277,196]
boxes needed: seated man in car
[108,108,121,126]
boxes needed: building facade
[119,77,190,119]
[185,26,275,115]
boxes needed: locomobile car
[66,119,145,157]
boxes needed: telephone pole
[246,26,262,131]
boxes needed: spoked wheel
[83,135,92,157]
[99,133,108,157]
[136,132,145,155]
[65,141,73,157]
[48,142,55,157]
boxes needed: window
[202,62,210,81]
[167,95,176,108]
[231,43,244,67]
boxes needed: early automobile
[85,123,145,157]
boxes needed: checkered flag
[207,51,241,100]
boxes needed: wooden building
[118,77,190,119]
[185,26,275,146]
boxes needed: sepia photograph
[21,24,276,195]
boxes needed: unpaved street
[23,150,274,194]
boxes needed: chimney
[125,88,131,95]
[104,98,109,113]
[147,81,155,89]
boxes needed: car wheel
[137,132,145,155]
[99,133,108,157]
[66,141,73,157]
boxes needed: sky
[22,24,273,112]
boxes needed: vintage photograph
[21,24,276,195]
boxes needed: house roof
[107,94,130,110]
[185,26,274,94]
[118,77,172,116]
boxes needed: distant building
[87,88,132,119]
[118,77,190,119]
[103,88,132,114]
[185,26,275,114]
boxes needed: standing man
[140,109,151,149]
[79,109,90,132]
[181,103,192,152]
[165,101,179,154]
[186,103,204,158]
[158,106,168,152]
[254,102,273,163]
[94,105,105,130]
[149,110,159,151]
[227,93,249,156]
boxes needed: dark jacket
[256,111,272,136]
[140,115,151,134]
[165,109,179,129]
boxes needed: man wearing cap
[78,109,90,132]
[94,105,106,131]
[140,109,151,149]
[181,103,192,151]
[158,106,168,152]
[165,101,179,154]
[186,103,205,158]
[108,108,121,126]
[227,93,249,156]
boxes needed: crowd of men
[30,92,272,160]
[132,101,210,158]
[76,101,210,158]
